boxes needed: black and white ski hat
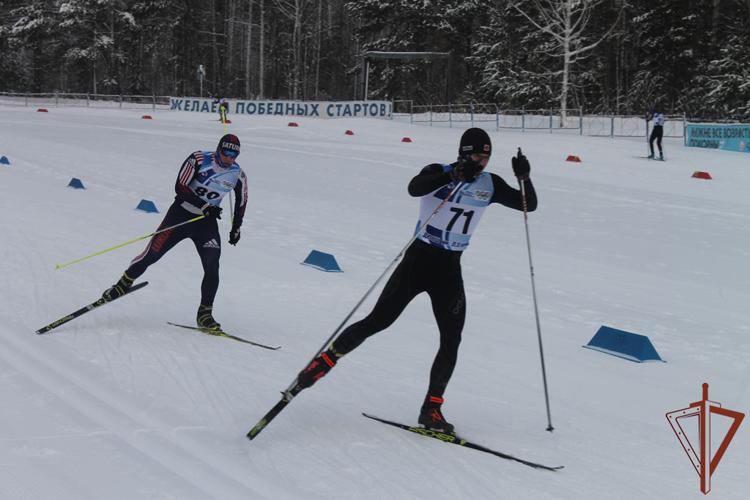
[458,127,492,157]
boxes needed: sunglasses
[221,148,239,158]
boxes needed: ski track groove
[0,326,291,500]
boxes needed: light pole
[197,64,206,97]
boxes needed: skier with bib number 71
[101,134,248,330]
[295,127,538,434]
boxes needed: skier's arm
[232,169,248,228]
[408,163,454,197]
[489,173,537,212]
[175,153,210,210]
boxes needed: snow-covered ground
[1,106,748,499]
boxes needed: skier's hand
[229,226,241,246]
[202,204,223,220]
[451,157,483,182]
[512,149,530,180]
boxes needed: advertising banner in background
[170,97,392,119]
[686,124,750,152]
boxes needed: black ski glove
[512,149,530,180]
[229,226,241,246]
[202,204,223,219]
[451,157,484,182]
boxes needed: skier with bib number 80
[295,127,538,434]
[101,134,248,330]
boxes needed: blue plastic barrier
[68,178,85,189]
[301,250,342,272]
[583,326,664,363]
[136,199,159,213]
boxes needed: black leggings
[649,125,663,156]
[333,239,466,398]
[125,202,221,306]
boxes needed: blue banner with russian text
[686,124,750,153]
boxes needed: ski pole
[281,180,466,394]
[517,148,554,432]
[55,215,205,270]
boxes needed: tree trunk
[259,0,265,98]
[560,0,571,124]
[314,0,321,99]
[245,0,254,98]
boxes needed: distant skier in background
[101,134,248,330]
[647,107,665,160]
[294,128,538,434]
[215,97,229,124]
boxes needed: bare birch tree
[510,0,621,120]
[273,0,311,99]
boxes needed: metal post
[470,103,474,127]
[683,113,687,146]
[449,103,452,128]
[495,104,499,131]
[611,115,614,138]
[363,58,370,101]
[549,110,553,133]
[579,108,583,135]
[522,109,525,132]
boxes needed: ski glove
[451,157,484,182]
[511,150,530,180]
[202,204,223,220]
[229,226,241,246]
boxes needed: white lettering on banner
[169,98,391,119]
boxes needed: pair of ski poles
[272,157,554,433]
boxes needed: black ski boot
[296,347,343,389]
[197,304,221,330]
[102,273,134,301]
[418,395,455,434]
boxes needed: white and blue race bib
[415,166,494,251]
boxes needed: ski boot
[102,273,134,301]
[418,395,455,434]
[296,347,343,389]
[197,304,221,331]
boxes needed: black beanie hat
[217,133,240,154]
[458,127,492,158]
